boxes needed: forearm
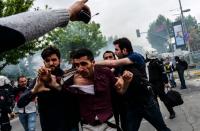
[96,60,118,67]
[0,9,70,41]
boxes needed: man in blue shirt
[96,37,171,131]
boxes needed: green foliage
[147,14,200,53]
[0,40,46,71]
[185,15,198,31]
[0,1,106,75]
[189,28,200,51]
[147,15,171,53]
[41,21,107,63]
[0,0,34,17]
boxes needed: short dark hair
[175,56,180,61]
[72,48,94,61]
[17,75,26,82]
[113,37,133,53]
[103,50,116,59]
[41,46,61,60]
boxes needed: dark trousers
[125,97,171,131]
[0,112,12,131]
[178,71,186,89]
[151,82,175,115]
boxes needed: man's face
[43,54,60,71]
[103,53,115,60]
[18,77,27,88]
[73,56,94,78]
[114,44,124,58]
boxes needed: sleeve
[0,9,70,52]
[128,53,145,66]
[17,79,37,108]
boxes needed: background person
[96,37,171,131]
[0,75,14,131]
[164,57,176,88]
[175,56,187,89]
[146,50,176,119]
[14,75,37,131]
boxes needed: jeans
[18,112,36,131]
[167,73,176,87]
[125,97,171,131]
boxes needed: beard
[51,66,63,77]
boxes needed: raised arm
[0,0,90,52]
[95,58,133,67]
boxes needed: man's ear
[122,48,128,54]
[92,60,95,64]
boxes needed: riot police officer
[146,50,176,119]
[0,76,14,131]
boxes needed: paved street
[140,78,200,131]
[10,115,41,131]
[11,78,200,131]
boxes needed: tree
[147,15,172,53]
[0,1,107,76]
[0,0,34,17]
[189,28,200,51]
[175,15,198,31]
[1,21,107,78]
[175,15,200,51]
[184,15,200,51]
[42,21,107,63]
[147,14,200,53]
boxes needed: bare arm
[95,58,133,67]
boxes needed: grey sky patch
[33,0,200,50]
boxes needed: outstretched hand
[68,0,91,21]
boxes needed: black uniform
[147,58,175,118]
[0,84,13,131]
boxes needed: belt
[81,116,122,131]
[81,120,102,126]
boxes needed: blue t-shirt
[122,52,151,103]
[128,52,145,66]
[127,52,147,77]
